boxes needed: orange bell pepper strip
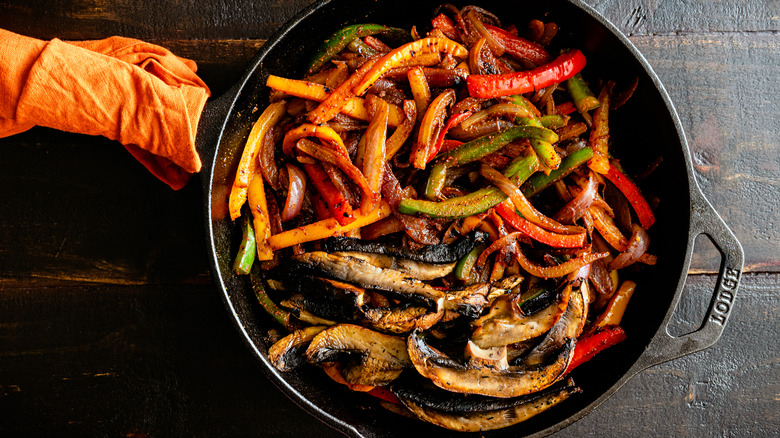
[267,201,391,250]
[265,75,404,127]
[247,174,274,261]
[588,81,613,174]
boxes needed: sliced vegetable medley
[228,4,659,432]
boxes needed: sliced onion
[480,164,585,235]
[476,231,524,268]
[460,102,533,131]
[554,171,598,223]
[412,89,456,169]
[588,258,615,297]
[609,223,650,270]
[464,9,505,56]
[514,246,608,279]
[281,164,306,222]
[258,125,281,191]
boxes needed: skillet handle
[640,191,744,368]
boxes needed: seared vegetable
[229,3,659,431]
[306,324,411,386]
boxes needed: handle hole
[667,234,720,337]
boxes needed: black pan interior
[206,0,693,436]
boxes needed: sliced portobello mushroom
[392,377,581,432]
[271,276,366,322]
[522,280,589,366]
[323,231,488,263]
[444,275,522,318]
[287,252,446,311]
[333,251,456,280]
[360,304,444,334]
[268,325,328,371]
[464,341,509,371]
[306,323,412,386]
[470,281,572,349]
[407,329,575,398]
[280,295,338,325]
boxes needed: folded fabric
[0,29,211,190]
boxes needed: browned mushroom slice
[464,341,508,371]
[290,252,445,311]
[522,281,589,366]
[273,276,365,323]
[333,251,456,280]
[268,325,328,371]
[444,275,522,318]
[407,329,574,398]
[305,323,412,386]
[280,295,338,325]
[393,378,581,432]
[361,304,444,334]
[470,282,572,348]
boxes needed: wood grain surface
[0,0,778,436]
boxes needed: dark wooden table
[1,1,777,436]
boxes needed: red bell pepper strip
[496,201,587,248]
[366,386,402,404]
[484,24,551,66]
[566,325,627,374]
[431,13,459,40]
[303,162,356,226]
[467,49,587,99]
[427,111,473,162]
[554,101,576,115]
[603,164,656,229]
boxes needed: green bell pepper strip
[232,215,256,275]
[509,95,543,127]
[424,162,448,200]
[528,138,561,170]
[307,24,409,75]
[454,243,488,282]
[522,147,593,197]
[537,114,567,128]
[346,38,377,57]
[565,72,601,112]
[440,125,558,167]
[250,269,292,328]
[399,151,539,218]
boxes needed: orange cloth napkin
[0,29,211,190]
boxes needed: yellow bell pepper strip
[306,23,409,75]
[467,49,587,99]
[352,37,469,97]
[385,100,416,160]
[411,89,456,169]
[266,75,403,127]
[267,201,391,250]
[521,146,593,197]
[407,66,431,122]
[565,72,600,112]
[594,280,636,327]
[603,163,656,229]
[496,200,588,249]
[565,325,626,374]
[247,173,274,261]
[588,81,614,174]
[398,149,539,218]
[282,123,348,157]
[303,162,356,227]
[232,215,256,275]
[362,95,389,198]
[228,101,287,220]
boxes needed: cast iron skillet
[195,0,744,436]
